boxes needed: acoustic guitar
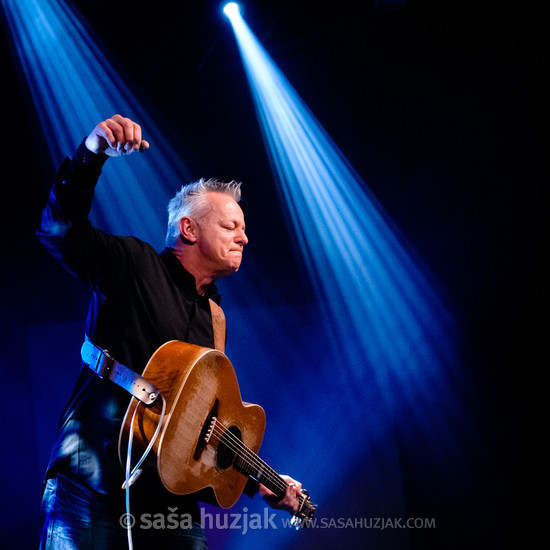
[118,341,316,528]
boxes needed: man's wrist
[76,138,109,169]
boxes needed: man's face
[195,192,248,278]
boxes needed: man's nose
[237,228,248,245]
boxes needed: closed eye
[222,221,246,232]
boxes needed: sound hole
[217,425,241,470]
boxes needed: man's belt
[81,339,159,406]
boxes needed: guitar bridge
[193,401,218,460]
[205,417,216,444]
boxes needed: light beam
[224,9,482,549]
[1,0,192,250]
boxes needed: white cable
[125,403,139,550]
[123,395,166,489]
[124,395,166,550]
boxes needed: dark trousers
[39,473,208,550]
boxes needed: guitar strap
[81,336,159,405]
[81,300,226,403]
[209,299,226,353]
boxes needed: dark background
[0,0,543,547]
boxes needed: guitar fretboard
[208,417,315,526]
[234,454,286,498]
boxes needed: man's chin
[217,263,241,279]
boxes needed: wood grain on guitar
[118,341,316,528]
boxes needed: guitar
[118,340,316,528]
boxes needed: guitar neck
[234,452,287,498]
[208,417,316,527]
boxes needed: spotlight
[225,7,472,524]
[223,2,241,19]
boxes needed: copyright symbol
[119,513,135,529]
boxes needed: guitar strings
[124,393,311,519]
[209,421,287,492]
[207,420,313,519]
[207,418,302,504]
[208,419,315,516]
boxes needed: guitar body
[119,341,266,509]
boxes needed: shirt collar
[160,248,220,303]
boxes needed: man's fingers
[132,122,142,151]
[105,116,131,148]
[89,115,149,156]
[91,121,115,150]
[101,115,132,145]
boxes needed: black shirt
[37,141,220,501]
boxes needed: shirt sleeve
[36,140,135,292]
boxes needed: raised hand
[84,114,150,157]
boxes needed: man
[37,115,302,549]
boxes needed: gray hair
[165,178,242,247]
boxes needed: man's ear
[179,217,197,244]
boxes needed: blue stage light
[224,10,483,550]
[1,0,192,251]
[223,2,241,20]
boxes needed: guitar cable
[124,394,167,550]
